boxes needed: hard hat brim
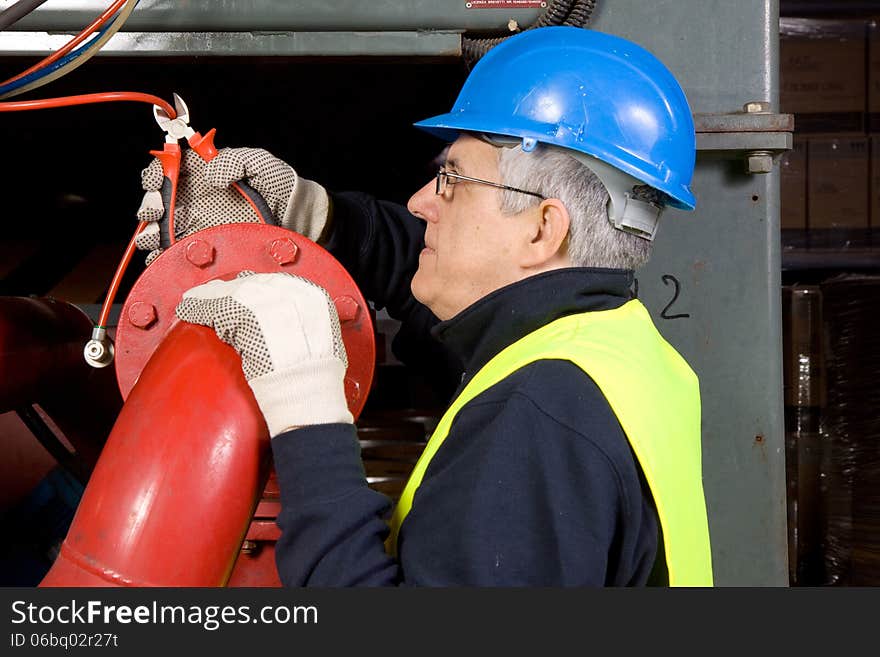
[414,113,696,211]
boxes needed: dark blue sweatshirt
[270,191,661,586]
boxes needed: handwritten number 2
[660,275,689,319]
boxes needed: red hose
[0,92,175,117]
[0,91,177,323]
[98,222,147,329]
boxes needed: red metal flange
[115,224,375,420]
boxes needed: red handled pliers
[151,93,277,249]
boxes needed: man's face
[407,134,530,321]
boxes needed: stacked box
[780,18,866,133]
[779,18,867,132]
[807,137,870,245]
[781,138,807,231]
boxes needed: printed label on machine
[465,1,547,9]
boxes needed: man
[137,26,713,586]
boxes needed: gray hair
[496,144,651,270]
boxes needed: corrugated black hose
[461,0,598,66]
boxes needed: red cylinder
[41,321,269,587]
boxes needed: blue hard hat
[414,26,696,210]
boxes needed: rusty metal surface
[694,112,794,133]
[696,131,792,154]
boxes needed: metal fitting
[240,540,258,555]
[739,103,777,174]
[128,302,157,329]
[745,150,774,174]
[743,101,771,114]
[334,296,360,323]
[269,238,299,266]
[185,239,215,267]
[84,326,115,368]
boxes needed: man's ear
[521,198,571,268]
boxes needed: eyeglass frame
[435,166,546,200]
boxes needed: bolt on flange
[269,238,299,266]
[186,239,215,267]
[128,302,157,329]
[334,296,360,323]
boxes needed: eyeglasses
[435,167,545,200]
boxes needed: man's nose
[407,179,440,224]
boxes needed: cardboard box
[781,139,807,230]
[780,18,866,132]
[807,137,869,229]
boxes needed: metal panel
[593,0,775,114]
[0,30,462,57]
[6,0,544,31]
[594,0,788,585]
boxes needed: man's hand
[175,272,352,435]
[135,148,330,265]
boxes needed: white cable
[0,0,139,99]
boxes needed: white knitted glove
[205,147,329,244]
[135,148,330,265]
[135,150,269,265]
[175,272,352,435]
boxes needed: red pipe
[38,226,373,586]
[41,321,269,587]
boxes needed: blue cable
[0,18,116,96]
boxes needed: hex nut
[743,101,771,114]
[186,239,215,267]
[269,238,299,266]
[129,302,157,329]
[746,152,774,174]
[334,296,360,322]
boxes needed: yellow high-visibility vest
[388,299,713,586]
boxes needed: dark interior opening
[0,55,467,299]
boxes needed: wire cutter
[150,93,277,249]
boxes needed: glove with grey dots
[175,271,352,435]
[136,147,330,265]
